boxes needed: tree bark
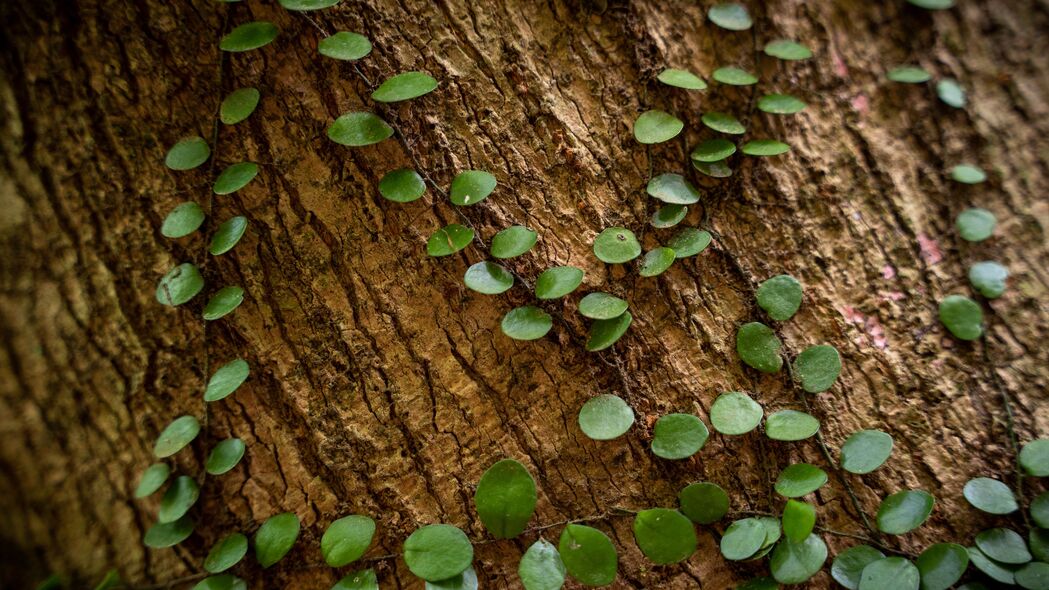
[1,0,1047,588]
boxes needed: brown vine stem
[981,320,1029,529]
[730,510,913,558]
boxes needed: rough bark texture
[1,0,1047,588]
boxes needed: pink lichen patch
[852,94,870,115]
[880,291,906,302]
[840,306,889,349]
[917,234,943,265]
[882,265,896,279]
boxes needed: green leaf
[205,359,249,402]
[144,516,194,548]
[632,508,697,565]
[1016,562,1049,590]
[155,262,204,302]
[916,543,969,590]
[205,438,246,475]
[693,158,733,178]
[35,574,63,590]
[709,391,763,435]
[691,138,736,162]
[967,546,1018,585]
[951,164,987,184]
[963,477,1018,514]
[764,40,812,60]
[667,228,711,257]
[450,170,497,206]
[203,286,245,321]
[638,248,675,277]
[876,490,934,535]
[192,575,246,590]
[775,464,828,498]
[832,545,885,590]
[93,569,121,590]
[535,266,584,299]
[742,139,790,156]
[593,227,641,263]
[975,528,1032,564]
[756,275,802,320]
[840,430,893,474]
[464,262,514,295]
[491,226,537,258]
[633,110,683,144]
[577,394,634,440]
[1032,529,1049,562]
[956,207,996,241]
[220,22,278,52]
[210,216,248,256]
[708,3,752,30]
[907,0,954,9]
[379,169,426,203]
[757,94,807,114]
[754,516,782,557]
[518,539,566,590]
[859,557,919,590]
[888,66,932,84]
[651,413,709,460]
[135,463,170,498]
[162,202,205,238]
[153,415,200,458]
[1021,439,1049,476]
[213,162,258,195]
[678,482,729,524]
[372,71,438,102]
[474,459,537,539]
[328,112,394,146]
[736,322,783,373]
[793,345,841,393]
[255,513,300,568]
[968,261,1008,299]
[646,173,700,204]
[427,224,474,257]
[159,475,199,523]
[702,112,745,134]
[558,524,617,587]
[938,295,983,340]
[332,569,380,590]
[657,68,707,90]
[937,79,966,108]
[577,293,628,320]
[782,500,816,543]
[1031,492,1049,528]
[220,88,260,125]
[721,518,766,561]
[280,0,343,10]
[765,410,819,441]
[425,567,477,590]
[770,535,828,584]
[165,136,211,170]
[204,533,248,573]
[737,577,779,590]
[652,204,687,228]
[322,515,376,567]
[318,32,371,60]
[585,311,633,351]
[501,306,552,341]
[713,66,757,86]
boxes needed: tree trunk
[1,0,1047,587]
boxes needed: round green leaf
[213,162,258,195]
[196,572,243,589]
[518,539,566,590]
[474,459,537,539]
[255,513,300,568]
[1031,492,1049,528]
[963,477,1018,514]
[968,546,1019,585]
[144,516,194,548]
[321,515,376,567]
[832,545,886,590]
[782,500,815,544]
[638,248,675,277]
[713,66,757,86]
[1016,562,1049,590]
[876,490,934,535]
[667,228,711,258]
[652,204,687,228]
[771,534,828,584]
[578,394,634,440]
[450,170,496,206]
[333,569,379,590]
[859,557,919,590]
[205,359,249,402]
[708,3,752,30]
[775,464,828,498]
[693,158,733,178]
[916,543,969,590]
[134,463,170,499]
[593,227,641,263]
[159,475,199,523]
[758,94,807,114]
[372,71,438,102]
[280,0,343,9]
[937,79,966,108]
[220,88,260,125]
[154,415,200,458]
[888,66,932,84]
[558,524,616,587]
[756,274,802,321]
[721,518,766,561]
[976,528,1032,564]
[702,112,745,134]
[657,68,707,90]
[162,202,205,238]
[633,110,683,144]
[738,577,779,590]
[379,169,426,203]
[328,112,394,146]
[646,173,700,204]
[425,567,477,590]
[205,533,248,573]
[939,294,983,340]
[585,311,633,352]
[463,262,513,295]
[203,286,244,321]
[793,345,841,393]
[210,216,248,256]
[318,32,371,61]
[220,22,278,52]
[742,139,790,156]
[577,293,628,320]
[535,266,584,299]
[710,391,763,435]
[968,261,1008,299]
[908,0,954,9]
[206,438,245,475]
[678,482,729,524]
[651,413,709,460]
[951,164,987,184]
[491,226,537,258]
[765,410,819,441]
[691,138,736,162]
[1032,529,1049,562]
[1021,439,1049,476]
[427,224,474,257]
[501,306,552,341]
[840,430,893,474]
[736,322,783,373]
[165,137,210,171]
[956,207,996,242]
[764,40,812,60]
[632,508,696,565]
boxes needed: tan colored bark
[0,0,1047,587]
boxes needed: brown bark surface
[1,0,1047,587]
